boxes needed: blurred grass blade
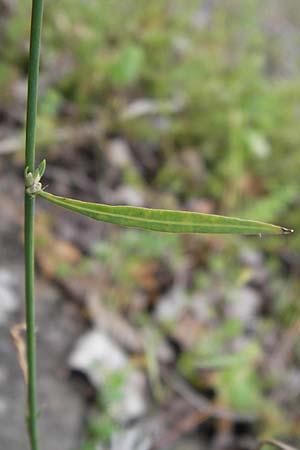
[38,191,293,236]
[258,439,300,450]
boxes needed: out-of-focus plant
[21,1,295,449]
[3,0,299,232]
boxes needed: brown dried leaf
[10,323,28,384]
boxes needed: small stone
[69,329,148,422]
[111,425,152,450]
[155,286,189,322]
[239,248,264,267]
[0,269,18,324]
[225,287,261,325]
[106,139,133,169]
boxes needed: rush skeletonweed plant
[22,1,293,449]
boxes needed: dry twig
[10,323,28,384]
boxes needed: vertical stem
[25,196,38,450]
[24,1,44,449]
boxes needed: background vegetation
[1,0,300,449]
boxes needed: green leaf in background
[258,440,300,450]
[109,44,145,86]
[38,191,293,235]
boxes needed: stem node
[24,1,44,449]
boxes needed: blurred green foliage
[91,230,181,310]
[2,0,300,233]
[2,0,300,447]
[83,371,125,448]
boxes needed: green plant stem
[24,196,38,450]
[24,1,44,449]
[257,440,299,450]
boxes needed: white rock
[69,329,148,422]
[0,269,18,324]
[111,426,152,450]
[226,287,261,324]
[239,248,264,267]
[113,186,145,206]
[155,286,189,322]
[106,139,133,169]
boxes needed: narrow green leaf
[38,191,293,236]
[37,159,46,178]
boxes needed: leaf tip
[281,227,294,235]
